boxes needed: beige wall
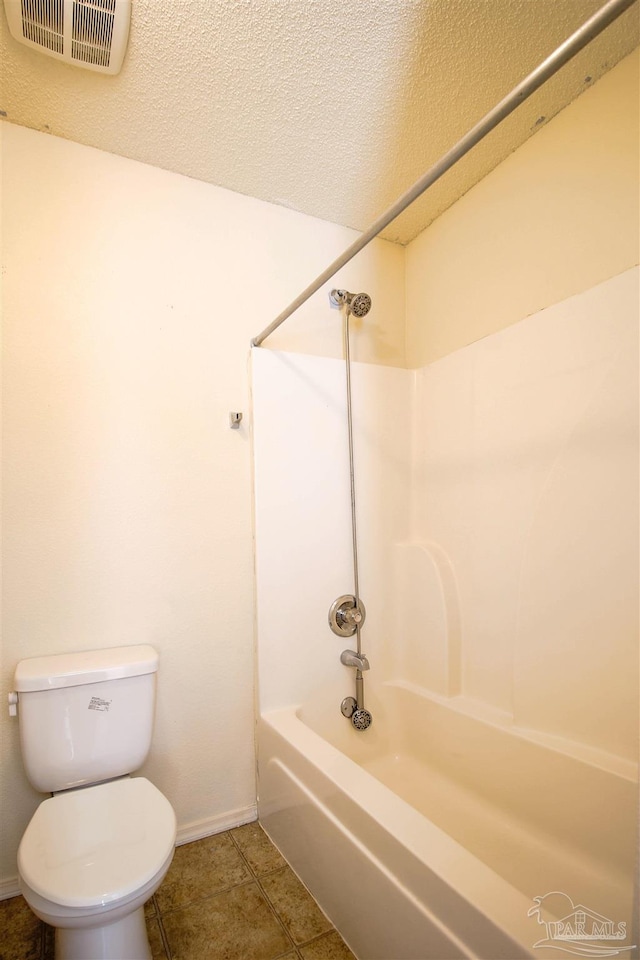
[405,48,639,367]
[0,121,404,890]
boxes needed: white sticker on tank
[88,696,111,712]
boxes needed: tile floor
[0,821,357,960]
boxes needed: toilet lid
[18,777,176,908]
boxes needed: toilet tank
[13,645,159,793]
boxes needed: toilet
[10,645,176,960]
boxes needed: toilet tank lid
[14,645,159,692]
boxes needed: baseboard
[175,803,257,846]
[0,805,258,900]
[0,876,20,901]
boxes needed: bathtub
[257,681,637,960]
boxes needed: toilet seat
[18,777,176,909]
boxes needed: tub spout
[340,649,370,671]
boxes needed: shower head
[349,293,372,318]
[351,708,373,731]
[329,289,372,318]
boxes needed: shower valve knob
[328,595,366,637]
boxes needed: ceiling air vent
[3,0,131,74]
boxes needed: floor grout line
[230,824,344,954]
[155,873,260,917]
[40,919,47,960]
[229,828,300,956]
[153,893,173,960]
[255,873,299,950]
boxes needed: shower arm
[250,0,636,349]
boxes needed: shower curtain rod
[251,0,636,348]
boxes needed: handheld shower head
[351,708,373,730]
[329,289,372,318]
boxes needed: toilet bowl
[18,777,176,960]
[11,645,177,960]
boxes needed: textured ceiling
[1,0,638,244]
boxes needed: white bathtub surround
[252,349,413,715]
[252,269,638,959]
[410,267,639,760]
[392,541,462,696]
[253,268,638,756]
